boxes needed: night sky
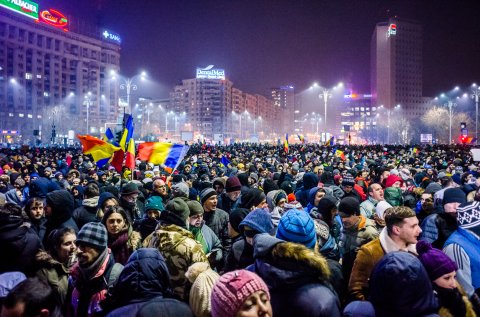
[41,0,480,99]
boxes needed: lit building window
[25,73,33,80]
[27,114,33,118]
[19,113,24,117]
[43,92,49,97]
[36,74,42,79]
[8,113,13,117]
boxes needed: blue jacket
[444,227,480,290]
[250,234,341,317]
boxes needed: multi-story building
[339,93,378,144]
[371,18,423,120]
[271,86,295,136]
[0,2,121,143]
[170,66,278,142]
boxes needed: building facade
[371,18,423,120]
[271,86,295,136]
[0,3,121,143]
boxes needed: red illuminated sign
[39,9,68,31]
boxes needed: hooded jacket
[73,196,100,229]
[35,250,70,305]
[250,234,341,317]
[103,248,189,317]
[294,173,319,207]
[369,252,439,317]
[45,190,79,239]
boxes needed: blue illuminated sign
[102,30,121,43]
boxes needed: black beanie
[338,197,360,216]
[262,179,279,195]
[229,208,249,233]
[442,188,466,206]
[240,188,266,210]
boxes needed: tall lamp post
[471,84,480,144]
[319,89,332,133]
[379,104,400,144]
[83,92,92,135]
[112,71,146,117]
[444,100,457,144]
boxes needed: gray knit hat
[76,222,108,250]
[200,188,217,205]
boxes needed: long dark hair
[46,227,76,260]
[101,205,132,229]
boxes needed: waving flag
[119,115,134,151]
[137,142,190,169]
[125,139,136,170]
[284,134,289,153]
[221,155,231,167]
[335,149,346,161]
[77,135,120,167]
[297,134,305,144]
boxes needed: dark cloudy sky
[41,0,480,98]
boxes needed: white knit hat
[376,200,393,220]
[186,262,220,317]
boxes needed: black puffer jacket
[250,234,341,317]
[0,214,42,275]
[203,208,231,263]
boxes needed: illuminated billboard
[196,65,225,80]
[102,30,121,44]
[40,9,68,31]
[387,23,397,37]
[0,0,39,19]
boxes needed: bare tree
[421,106,473,143]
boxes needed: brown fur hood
[252,234,331,285]
[35,250,66,271]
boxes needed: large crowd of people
[0,142,479,317]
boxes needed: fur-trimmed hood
[35,250,68,273]
[252,233,331,290]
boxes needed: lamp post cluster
[378,104,401,144]
[309,82,343,138]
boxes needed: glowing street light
[111,71,147,116]
[83,92,92,134]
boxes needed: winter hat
[145,196,164,212]
[200,188,217,205]
[212,177,226,189]
[437,171,447,179]
[172,182,189,198]
[338,197,360,217]
[160,197,190,227]
[385,174,403,188]
[262,179,279,195]
[211,270,270,317]
[76,222,108,250]
[442,188,466,206]
[456,201,480,231]
[424,182,442,194]
[375,201,393,220]
[399,168,412,181]
[225,176,242,193]
[121,182,140,196]
[276,209,317,249]
[283,200,302,210]
[186,262,220,317]
[310,195,337,219]
[240,188,266,210]
[229,208,249,233]
[287,192,296,202]
[342,174,355,187]
[417,240,457,281]
[239,208,274,234]
[187,200,204,216]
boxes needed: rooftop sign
[0,0,38,19]
[196,65,225,80]
[40,9,68,31]
[102,30,121,44]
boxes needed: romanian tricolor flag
[119,115,134,151]
[125,139,136,170]
[297,134,305,144]
[284,134,289,153]
[335,149,346,161]
[77,135,120,167]
[324,136,335,146]
[137,142,190,169]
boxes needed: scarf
[83,196,99,208]
[109,230,130,265]
[434,285,467,317]
[191,226,209,254]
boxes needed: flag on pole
[335,149,346,161]
[137,142,190,168]
[297,134,305,144]
[77,135,120,168]
[284,134,289,153]
[119,115,134,151]
[125,139,136,170]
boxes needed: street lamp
[83,92,92,134]
[444,100,457,144]
[379,104,400,144]
[319,89,332,133]
[113,71,147,115]
[471,84,480,144]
